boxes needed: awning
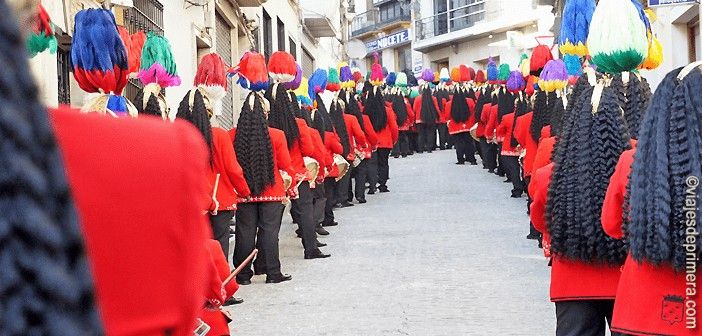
[303,13,338,38]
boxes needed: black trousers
[367,152,379,192]
[408,131,419,153]
[474,139,483,162]
[377,148,391,187]
[437,123,450,149]
[452,132,476,164]
[502,155,524,195]
[417,123,437,153]
[555,300,614,336]
[290,182,318,254]
[352,158,369,200]
[392,131,410,157]
[312,180,325,225]
[480,138,498,170]
[336,162,353,203]
[209,210,235,262]
[323,177,337,224]
[234,201,285,281]
[496,147,505,176]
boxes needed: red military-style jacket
[437,94,449,124]
[343,113,368,160]
[209,127,250,211]
[376,105,399,149]
[361,114,378,150]
[309,129,328,181]
[513,112,537,177]
[294,118,326,181]
[531,131,555,176]
[324,131,344,178]
[412,94,441,124]
[398,97,415,131]
[444,97,477,135]
[495,112,520,156]
[530,162,621,302]
[230,127,297,203]
[200,240,239,336]
[51,108,212,336]
[476,102,491,138]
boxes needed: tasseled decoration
[294,76,312,108]
[487,57,498,84]
[268,51,296,83]
[529,45,553,76]
[439,67,450,82]
[459,65,472,82]
[228,51,269,91]
[118,27,145,76]
[327,67,341,92]
[308,68,328,101]
[385,72,397,86]
[506,71,525,93]
[420,68,434,83]
[194,53,228,116]
[498,63,510,84]
[283,63,303,91]
[525,75,537,96]
[519,53,531,77]
[352,70,364,84]
[474,69,486,84]
[558,0,596,57]
[27,3,57,57]
[640,34,663,70]
[538,59,568,92]
[370,53,384,86]
[450,67,461,82]
[395,72,407,87]
[138,33,180,87]
[72,9,135,117]
[564,54,582,85]
[338,62,354,89]
[587,0,648,73]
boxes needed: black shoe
[338,202,354,208]
[316,226,330,235]
[526,233,540,240]
[316,241,327,247]
[321,221,338,227]
[379,186,389,193]
[305,251,331,259]
[393,156,400,158]
[538,240,543,248]
[223,297,244,306]
[237,279,252,285]
[511,193,523,198]
[455,161,465,165]
[367,189,376,195]
[469,161,478,165]
[357,198,367,204]
[488,169,495,173]
[266,274,292,283]
[254,269,266,275]
[504,179,510,183]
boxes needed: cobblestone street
[228,150,555,335]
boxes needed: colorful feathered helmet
[459,65,472,83]
[498,64,510,84]
[529,45,553,76]
[370,53,384,86]
[308,68,328,103]
[283,63,303,91]
[395,72,408,88]
[518,53,530,77]
[72,8,135,117]
[27,3,57,57]
[506,70,526,93]
[339,62,354,89]
[439,67,450,83]
[327,67,341,92]
[385,72,397,86]
[559,0,595,57]
[268,51,297,83]
[538,59,568,92]
[450,67,461,83]
[294,76,313,109]
[138,33,181,88]
[117,27,146,77]
[525,75,537,96]
[193,53,229,117]
[563,54,582,86]
[229,51,269,91]
[352,70,364,84]
[474,69,486,84]
[587,0,648,73]
[487,57,498,84]
[420,68,434,86]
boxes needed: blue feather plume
[563,54,582,76]
[107,95,129,116]
[71,9,127,72]
[487,58,498,82]
[559,0,595,55]
[308,68,328,102]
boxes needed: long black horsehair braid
[134,89,162,117]
[474,86,492,121]
[234,92,276,196]
[327,96,351,157]
[628,67,702,272]
[546,81,630,265]
[392,92,409,126]
[549,92,566,139]
[311,106,327,141]
[366,86,388,132]
[530,89,548,142]
[176,89,213,164]
[0,1,103,333]
[623,74,652,139]
[557,75,590,138]
[420,86,438,124]
[510,94,528,148]
[497,88,514,123]
[289,91,311,126]
[450,88,469,123]
[344,90,367,133]
[264,83,300,149]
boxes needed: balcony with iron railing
[415,1,486,42]
[350,5,411,38]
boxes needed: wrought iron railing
[415,0,485,41]
[57,47,71,105]
[122,0,164,101]
[350,5,410,38]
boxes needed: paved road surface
[227,149,555,335]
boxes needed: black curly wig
[546,79,631,265]
[134,90,163,118]
[392,92,409,126]
[510,93,529,148]
[176,89,214,163]
[365,86,388,132]
[474,86,492,122]
[627,67,702,272]
[450,88,469,123]
[497,88,515,123]
[289,91,312,126]
[234,92,276,196]
[341,89,367,133]
[623,74,652,140]
[419,86,438,124]
[327,96,351,157]
[530,89,549,142]
[264,83,300,149]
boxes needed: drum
[333,154,349,181]
[303,156,320,182]
[280,170,292,190]
[352,148,364,167]
[469,123,478,141]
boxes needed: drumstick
[223,249,258,286]
[211,174,220,215]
